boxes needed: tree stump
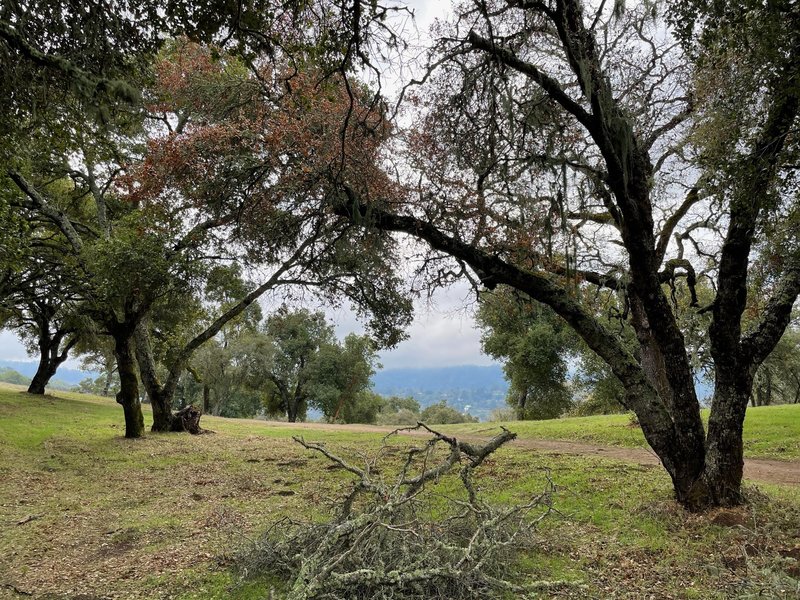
[172,405,211,434]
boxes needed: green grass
[2,383,800,599]
[438,403,800,459]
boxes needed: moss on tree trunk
[113,329,145,439]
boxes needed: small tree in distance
[477,288,576,420]
[234,307,379,423]
[420,401,478,425]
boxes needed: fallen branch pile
[238,423,569,599]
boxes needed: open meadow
[2,383,800,599]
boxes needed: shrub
[419,400,477,424]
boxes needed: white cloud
[326,282,497,370]
[377,309,494,369]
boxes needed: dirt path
[252,420,800,486]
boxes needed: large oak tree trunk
[287,400,299,423]
[332,0,800,511]
[516,388,528,420]
[149,388,178,432]
[28,354,59,395]
[113,328,145,439]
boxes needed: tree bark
[287,387,305,423]
[28,349,60,395]
[287,401,298,423]
[629,295,673,411]
[27,327,76,395]
[516,388,528,420]
[134,322,206,433]
[690,371,754,507]
[112,326,145,439]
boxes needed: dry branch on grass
[237,423,574,599]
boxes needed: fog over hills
[372,364,509,419]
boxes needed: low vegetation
[440,406,800,461]
[2,384,800,599]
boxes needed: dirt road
[252,420,800,486]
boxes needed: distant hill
[372,365,508,420]
[0,366,30,386]
[0,360,94,386]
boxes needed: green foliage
[570,350,626,416]
[187,336,264,419]
[381,395,421,414]
[75,374,119,397]
[338,390,385,425]
[752,326,800,406]
[0,194,29,275]
[308,333,378,422]
[184,308,380,422]
[375,408,420,426]
[372,396,424,426]
[419,400,478,425]
[477,288,576,420]
[84,212,198,317]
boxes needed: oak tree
[329,0,800,508]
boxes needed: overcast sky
[326,281,496,369]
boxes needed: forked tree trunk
[133,265,298,430]
[113,327,145,439]
[149,388,178,432]
[134,322,206,434]
[27,330,76,395]
[331,0,800,511]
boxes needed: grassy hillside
[440,404,800,460]
[2,383,800,599]
[0,367,30,386]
